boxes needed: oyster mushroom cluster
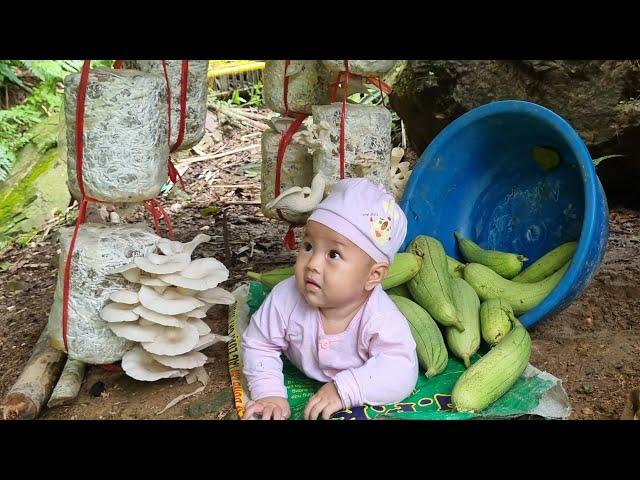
[388,147,412,202]
[100,234,234,381]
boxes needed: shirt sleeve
[241,287,290,400]
[332,305,419,409]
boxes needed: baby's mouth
[305,278,321,291]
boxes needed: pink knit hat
[308,178,407,264]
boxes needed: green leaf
[593,154,624,167]
[200,206,221,217]
[237,162,261,178]
[0,62,26,89]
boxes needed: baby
[241,178,418,420]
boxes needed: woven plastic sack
[64,68,169,203]
[123,60,208,151]
[47,223,160,364]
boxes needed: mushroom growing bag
[47,223,160,364]
[260,118,314,224]
[321,60,396,76]
[263,60,331,115]
[311,103,392,195]
[123,60,209,151]
[64,68,169,203]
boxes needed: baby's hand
[243,396,290,420]
[304,381,343,420]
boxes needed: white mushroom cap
[122,347,189,382]
[176,287,199,296]
[153,286,168,295]
[151,351,208,369]
[100,303,139,323]
[184,305,211,319]
[134,253,191,275]
[156,238,183,256]
[141,323,200,356]
[157,234,210,256]
[108,321,165,342]
[133,305,187,327]
[138,276,169,287]
[121,268,141,283]
[186,317,211,336]
[138,285,205,315]
[110,262,137,274]
[193,333,232,351]
[158,258,229,291]
[197,287,236,305]
[109,289,139,305]
[182,258,228,279]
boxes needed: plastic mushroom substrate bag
[300,103,392,195]
[260,117,314,224]
[123,60,209,151]
[64,68,169,203]
[47,223,160,364]
[262,60,331,115]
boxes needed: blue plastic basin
[400,100,609,328]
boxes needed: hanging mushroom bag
[47,60,220,370]
[260,60,399,249]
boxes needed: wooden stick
[222,209,232,262]
[180,144,260,165]
[209,184,259,189]
[2,327,66,420]
[47,358,86,408]
[221,200,261,205]
[227,109,272,122]
[242,132,263,139]
[218,108,269,131]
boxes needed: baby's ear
[365,262,390,291]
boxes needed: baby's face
[294,220,375,310]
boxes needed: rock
[581,406,594,416]
[390,60,640,208]
[0,141,70,249]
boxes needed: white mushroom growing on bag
[388,147,412,202]
[100,234,233,382]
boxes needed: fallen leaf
[200,206,222,217]
[592,154,624,167]
[156,385,205,415]
[237,163,261,178]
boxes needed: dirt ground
[0,108,638,420]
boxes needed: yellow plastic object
[208,60,265,93]
[208,60,265,78]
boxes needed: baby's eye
[303,242,313,252]
[328,250,341,260]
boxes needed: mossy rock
[0,142,70,247]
